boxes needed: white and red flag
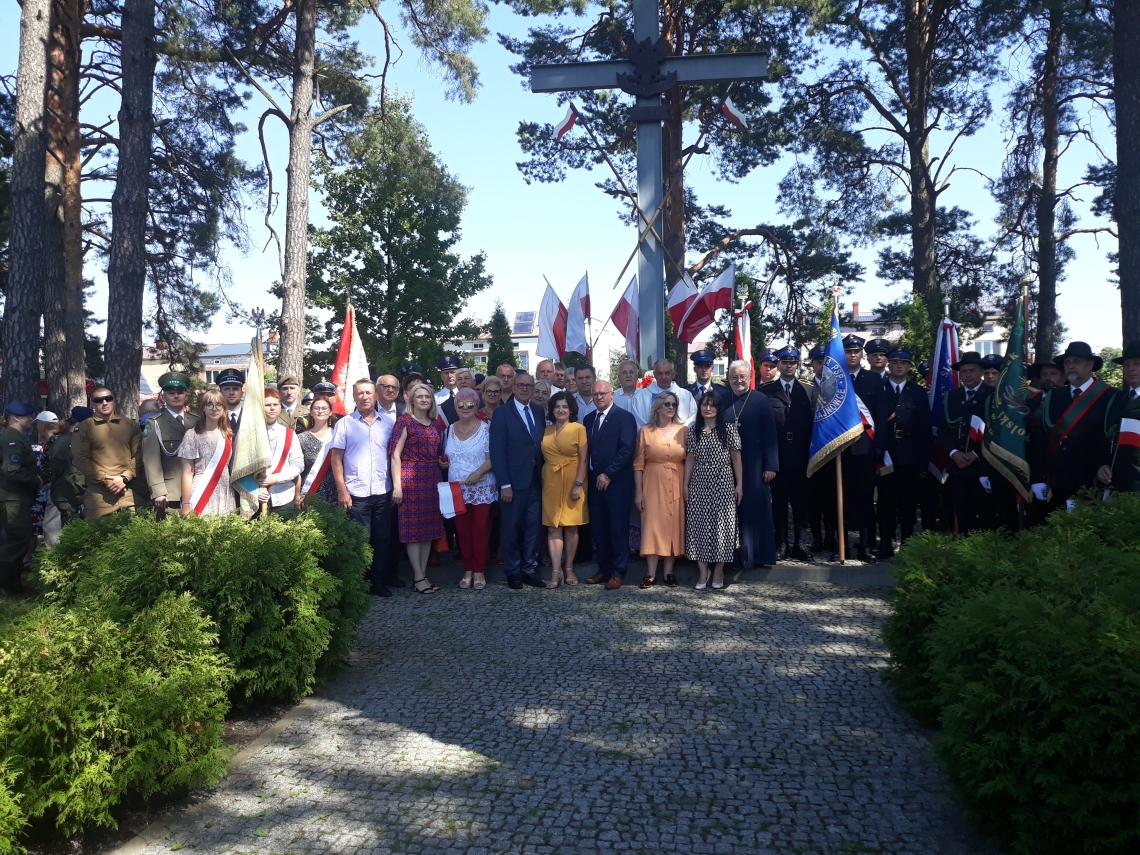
[667,272,698,333]
[721,97,747,131]
[969,414,986,447]
[554,104,578,141]
[1119,418,1140,449]
[331,303,369,415]
[857,395,876,441]
[537,280,567,359]
[734,299,754,389]
[677,262,736,343]
[564,273,592,358]
[610,276,640,362]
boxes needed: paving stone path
[134,573,994,855]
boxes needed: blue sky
[0,3,1123,351]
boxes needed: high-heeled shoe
[546,568,564,589]
[695,569,709,590]
[564,568,579,586]
[711,576,725,590]
[413,578,439,594]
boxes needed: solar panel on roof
[512,311,537,335]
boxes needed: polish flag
[734,300,754,389]
[564,273,591,358]
[969,414,986,446]
[437,481,467,519]
[537,281,567,359]
[722,97,747,131]
[677,263,736,343]
[331,303,370,415]
[554,104,578,141]
[610,276,639,362]
[667,272,698,332]
[1118,418,1140,449]
[857,395,875,441]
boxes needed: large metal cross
[530,0,767,367]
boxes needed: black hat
[215,368,245,387]
[774,345,799,363]
[1112,341,1140,364]
[689,349,717,364]
[951,351,984,369]
[311,380,337,395]
[435,355,462,370]
[888,348,913,362]
[474,373,486,385]
[808,344,826,361]
[865,338,892,356]
[158,371,191,391]
[70,406,93,423]
[980,354,1005,370]
[1054,341,1103,372]
[843,334,865,351]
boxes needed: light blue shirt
[329,409,394,496]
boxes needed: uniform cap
[302,392,314,404]
[887,349,913,362]
[311,381,337,394]
[808,344,826,361]
[400,363,424,377]
[689,349,717,364]
[917,360,931,377]
[774,345,799,362]
[215,368,245,387]
[159,371,191,391]
[843,334,866,351]
[277,375,301,388]
[760,350,778,364]
[980,354,1004,370]
[70,406,93,423]
[865,338,892,355]
[36,411,60,423]
[4,402,36,416]
[435,355,463,370]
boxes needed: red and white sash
[301,439,332,500]
[189,433,232,516]
[269,424,295,475]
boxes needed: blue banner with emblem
[807,303,865,477]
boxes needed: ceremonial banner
[231,340,272,517]
[928,313,960,482]
[733,300,754,389]
[331,303,369,416]
[677,263,735,343]
[537,281,567,359]
[610,276,639,362]
[721,97,747,131]
[807,303,864,477]
[565,273,592,358]
[554,104,578,141]
[982,294,1032,499]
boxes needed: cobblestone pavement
[136,572,994,855]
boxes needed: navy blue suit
[490,400,546,579]
[582,405,637,579]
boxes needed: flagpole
[835,454,847,564]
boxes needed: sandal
[459,573,472,589]
[565,570,579,586]
[546,569,564,589]
[413,579,439,594]
[473,574,486,590]
[639,575,656,589]
[664,574,679,588]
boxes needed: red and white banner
[677,263,735,343]
[1119,418,1140,449]
[722,97,747,131]
[301,440,332,500]
[857,395,875,441]
[667,273,698,333]
[189,434,232,516]
[969,414,986,446]
[554,104,578,141]
[564,273,591,358]
[734,299,754,390]
[268,424,295,476]
[537,281,567,359]
[610,275,639,362]
[438,481,467,518]
[331,303,369,415]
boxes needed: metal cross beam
[528,0,768,367]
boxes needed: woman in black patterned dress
[683,391,743,590]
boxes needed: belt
[784,432,795,442]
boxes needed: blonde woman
[478,377,504,422]
[178,389,236,517]
[633,391,688,588]
[533,380,552,422]
[389,383,445,593]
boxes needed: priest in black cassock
[726,359,780,568]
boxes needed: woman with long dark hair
[683,390,742,589]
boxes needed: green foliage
[1096,347,1123,388]
[897,293,934,366]
[39,512,341,704]
[0,765,24,855]
[0,594,231,837]
[486,300,516,371]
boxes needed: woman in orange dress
[633,391,688,588]
[540,392,588,588]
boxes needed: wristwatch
[573,480,583,487]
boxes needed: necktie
[524,405,535,438]
[177,414,184,426]
[593,414,603,440]
[1132,389,1139,401]
[894,384,901,401]
[785,382,792,396]
[229,412,238,432]
[1073,387,1081,401]
[965,390,973,403]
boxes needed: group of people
[1,334,1136,598]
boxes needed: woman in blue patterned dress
[389,383,446,593]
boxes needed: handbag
[437,426,467,518]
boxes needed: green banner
[982,295,1032,499]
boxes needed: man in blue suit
[489,371,547,589]
[581,381,638,589]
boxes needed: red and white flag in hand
[1119,418,1140,449]
[677,262,735,343]
[331,303,369,415]
[537,280,567,359]
[610,276,640,362]
[667,272,698,333]
[564,273,591,358]
[857,395,875,441]
[721,97,747,131]
[969,414,986,446]
[554,104,578,141]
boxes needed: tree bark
[905,0,939,308]
[1034,7,1062,360]
[104,0,156,418]
[4,0,53,409]
[277,0,318,384]
[661,3,688,383]
[43,0,88,415]
[1117,0,1140,344]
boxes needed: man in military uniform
[217,368,245,433]
[1031,341,1116,512]
[874,349,932,558]
[686,349,727,407]
[1100,341,1140,493]
[761,346,818,561]
[937,351,993,532]
[0,402,40,594]
[277,375,308,429]
[45,407,90,538]
[864,338,891,378]
[74,387,143,518]
[140,371,199,515]
[806,344,838,554]
[435,355,462,405]
[843,334,884,560]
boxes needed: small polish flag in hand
[554,104,578,141]
[969,414,986,446]
[1119,418,1140,449]
[721,97,747,131]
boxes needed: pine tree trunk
[4,0,53,409]
[1034,8,1062,360]
[277,0,317,384]
[662,83,687,383]
[1117,0,1140,344]
[104,0,156,418]
[905,0,938,308]
[43,0,88,414]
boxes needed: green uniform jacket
[45,431,85,515]
[141,409,200,502]
[1107,389,1140,493]
[0,426,40,504]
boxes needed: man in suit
[874,349,932,558]
[686,349,727,407]
[139,371,198,516]
[1030,341,1116,512]
[806,344,838,555]
[843,335,884,560]
[1100,340,1140,493]
[489,371,547,589]
[582,381,637,589]
[938,351,993,532]
[761,346,817,561]
[217,368,245,433]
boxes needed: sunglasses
[661,402,677,407]
[456,402,477,410]
[91,395,114,404]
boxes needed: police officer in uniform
[843,334,884,560]
[874,349,932,557]
[687,349,727,406]
[865,338,891,378]
[758,350,779,384]
[937,351,993,532]
[981,354,1004,388]
[140,371,199,516]
[435,355,462,405]
[806,344,838,555]
[217,368,245,433]
[0,402,40,594]
[761,346,818,561]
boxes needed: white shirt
[1071,377,1095,397]
[435,386,456,404]
[266,422,304,506]
[631,382,696,428]
[329,409,394,496]
[514,396,537,432]
[612,387,638,412]
[574,391,597,420]
[891,381,907,395]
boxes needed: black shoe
[791,544,813,562]
[877,546,895,561]
[370,586,392,598]
[774,543,790,561]
[856,545,875,563]
[385,577,406,589]
[522,573,545,588]
[508,577,524,590]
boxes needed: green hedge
[884,492,1140,854]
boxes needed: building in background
[448,311,540,371]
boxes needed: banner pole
[835,453,846,563]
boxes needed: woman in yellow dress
[633,391,688,588]
[541,391,588,588]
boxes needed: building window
[473,343,484,350]
[983,322,995,332]
[475,356,486,364]
[872,328,886,336]
[515,352,529,370]
[713,364,725,377]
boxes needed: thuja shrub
[0,594,231,838]
[0,766,23,855]
[39,512,335,704]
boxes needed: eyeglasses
[203,402,224,409]
[91,395,114,404]
[456,402,476,410]
[378,384,400,391]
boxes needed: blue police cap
[760,350,777,363]
[311,381,337,394]
[980,353,1005,370]
[4,401,35,417]
[843,334,865,350]
[775,345,799,362]
[866,338,892,355]
[808,344,826,361]
[71,406,94,423]
[435,355,462,370]
[689,349,717,364]
[888,348,913,362]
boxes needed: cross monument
[530,0,768,367]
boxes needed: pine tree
[486,302,517,373]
